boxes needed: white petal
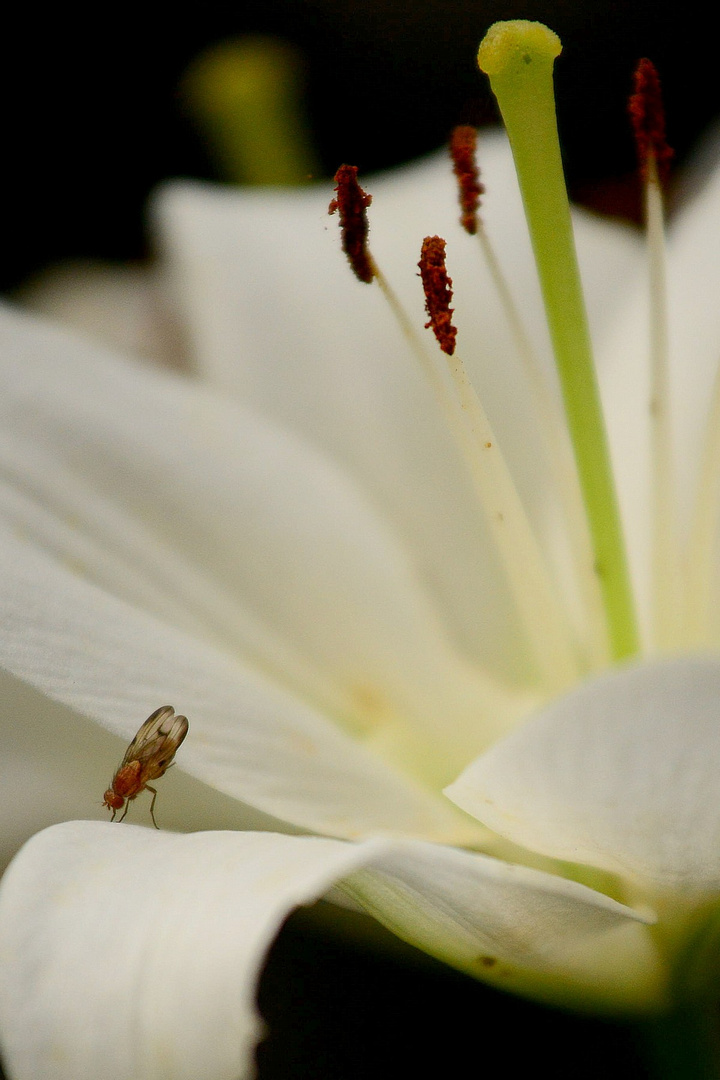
[0,822,662,1080]
[0,517,475,844]
[342,840,662,1013]
[0,822,377,1080]
[0,302,522,783]
[446,656,720,896]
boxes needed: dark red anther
[450,126,485,235]
[329,165,375,283]
[628,59,674,185]
[418,237,457,356]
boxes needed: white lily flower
[2,19,720,1080]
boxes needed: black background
[257,902,652,1078]
[2,0,719,293]
[0,2,713,1076]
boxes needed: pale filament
[644,159,682,650]
[473,215,610,668]
[370,257,581,691]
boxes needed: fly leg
[146,786,159,829]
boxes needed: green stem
[477,21,639,660]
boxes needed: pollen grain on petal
[450,125,485,235]
[329,164,375,283]
[418,236,457,356]
[628,58,674,185]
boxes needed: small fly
[103,706,188,828]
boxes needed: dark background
[0,2,711,1076]
[257,902,653,1078]
[2,0,719,294]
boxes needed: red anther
[628,59,674,185]
[329,165,375,283]
[450,125,485,235]
[419,236,457,356]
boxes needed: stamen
[418,237,458,355]
[449,126,484,235]
[330,169,579,687]
[329,165,376,284]
[628,58,674,187]
[329,166,449,392]
[477,20,639,660]
[328,166,456,406]
[418,236,580,688]
[629,59,680,649]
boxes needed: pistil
[477,20,639,661]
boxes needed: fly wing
[121,706,189,774]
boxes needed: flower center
[327,20,720,699]
[188,22,720,722]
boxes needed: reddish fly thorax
[103,706,189,829]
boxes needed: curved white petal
[0,822,662,1080]
[155,133,642,677]
[0,516,476,844]
[343,840,662,1014]
[0,822,376,1080]
[0,302,526,787]
[446,655,720,897]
